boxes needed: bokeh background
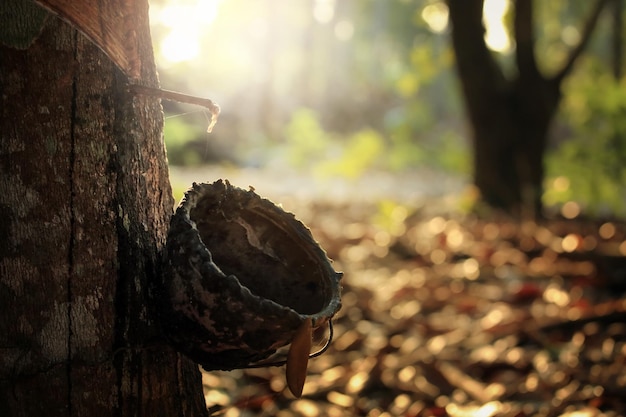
[148,1,626,416]
[150,0,626,217]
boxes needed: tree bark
[0,10,207,417]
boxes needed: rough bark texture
[446,0,609,217]
[0,10,207,417]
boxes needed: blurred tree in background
[447,0,610,217]
[150,0,626,217]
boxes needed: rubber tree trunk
[0,12,207,417]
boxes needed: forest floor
[170,166,626,417]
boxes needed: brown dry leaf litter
[202,201,626,417]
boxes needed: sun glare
[152,0,511,64]
[161,29,200,63]
[421,0,511,52]
[313,0,336,24]
[422,2,449,34]
[483,0,512,53]
[151,0,222,64]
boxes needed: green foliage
[163,117,206,166]
[395,72,421,98]
[432,130,470,175]
[408,44,440,85]
[284,109,386,177]
[282,107,465,178]
[372,199,409,237]
[283,108,334,169]
[386,131,426,171]
[545,62,626,215]
[318,129,385,178]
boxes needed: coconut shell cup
[157,180,342,371]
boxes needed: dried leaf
[286,318,312,398]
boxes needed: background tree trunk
[0,10,207,417]
[446,0,558,216]
[447,0,608,217]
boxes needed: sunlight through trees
[150,0,626,216]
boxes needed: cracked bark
[0,12,207,417]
